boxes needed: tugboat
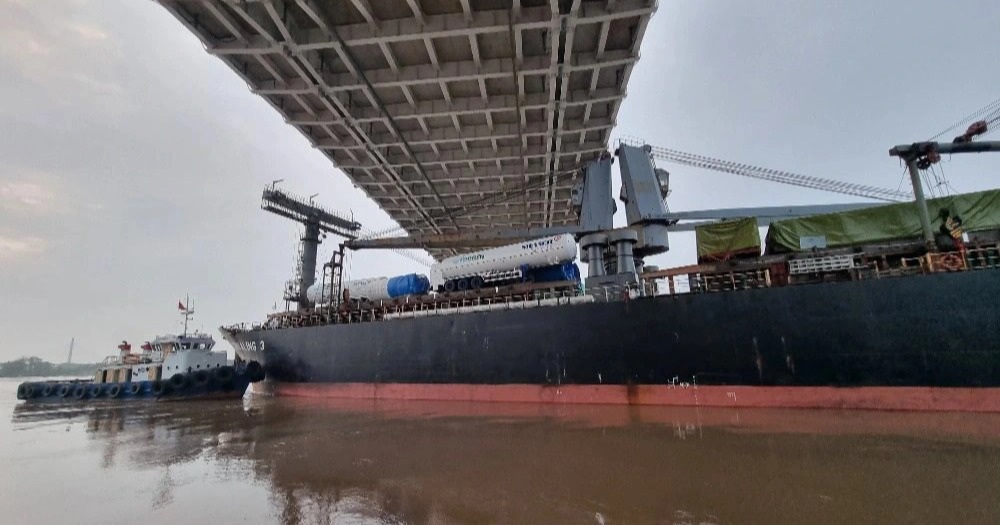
[16,300,264,402]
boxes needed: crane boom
[625,140,912,202]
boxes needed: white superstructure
[96,333,228,383]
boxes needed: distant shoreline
[0,357,97,379]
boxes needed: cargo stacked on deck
[307,274,430,304]
[430,234,581,292]
[695,217,763,264]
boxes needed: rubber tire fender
[192,370,210,387]
[41,384,55,397]
[72,385,87,399]
[213,366,234,382]
[88,385,102,398]
[245,361,265,382]
[16,383,30,400]
[128,382,143,396]
[169,373,188,390]
[107,384,122,398]
[470,276,484,290]
[58,384,72,398]
[151,380,169,396]
[213,366,235,389]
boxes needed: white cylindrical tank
[430,234,578,286]
[306,274,430,303]
[307,277,386,303]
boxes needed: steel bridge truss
[158,0,656,258]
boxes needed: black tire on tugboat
[88,385,102,398]
[16,383,29,400]
[73,385,87,399]
[107,384,122,398]
[41,384,55,397]
[58,384,72,398]
[169,373,187,390]
[245,361,264,382]
[213,366,235,389]
[151,380,169,397]
[128,382,143,395]
[192,370,210,387]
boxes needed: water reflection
[10,397,1000,524]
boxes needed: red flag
[178,301,186,311]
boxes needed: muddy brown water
[2,379,999,524]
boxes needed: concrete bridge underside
[158,0,655,257]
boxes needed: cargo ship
[223,144,1000,413]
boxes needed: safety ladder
[327,245,346,306]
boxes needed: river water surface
[2,379,999,524]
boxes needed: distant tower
[66,337,74,364]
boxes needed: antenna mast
[181,295,194,336]
[66,337,74,364]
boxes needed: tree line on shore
[0,357,97,378]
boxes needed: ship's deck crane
[889,95,1000,248]
[260,186,361,309]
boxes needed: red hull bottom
[259,382,1000,413]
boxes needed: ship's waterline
[255,382,1000,412]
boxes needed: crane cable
[981,103,1000,137]
[915,95,1000,194]
[624,140,912,202]
[928,96,1000,141]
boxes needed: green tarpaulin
[765,189,1000,253]
[696,217,762,261]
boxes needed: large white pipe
[306,274,430,303]
[429,234,578,287]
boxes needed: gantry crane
[261,185,361,309]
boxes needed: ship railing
[963,244,1000,270]
[637,268,772,297]
[880,245,1000,276]
[381,288,593,320]
[636,245,1000,295]
[100,355,123,366]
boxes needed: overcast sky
[2,0,999,362]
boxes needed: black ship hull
[224,271,1000,411]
